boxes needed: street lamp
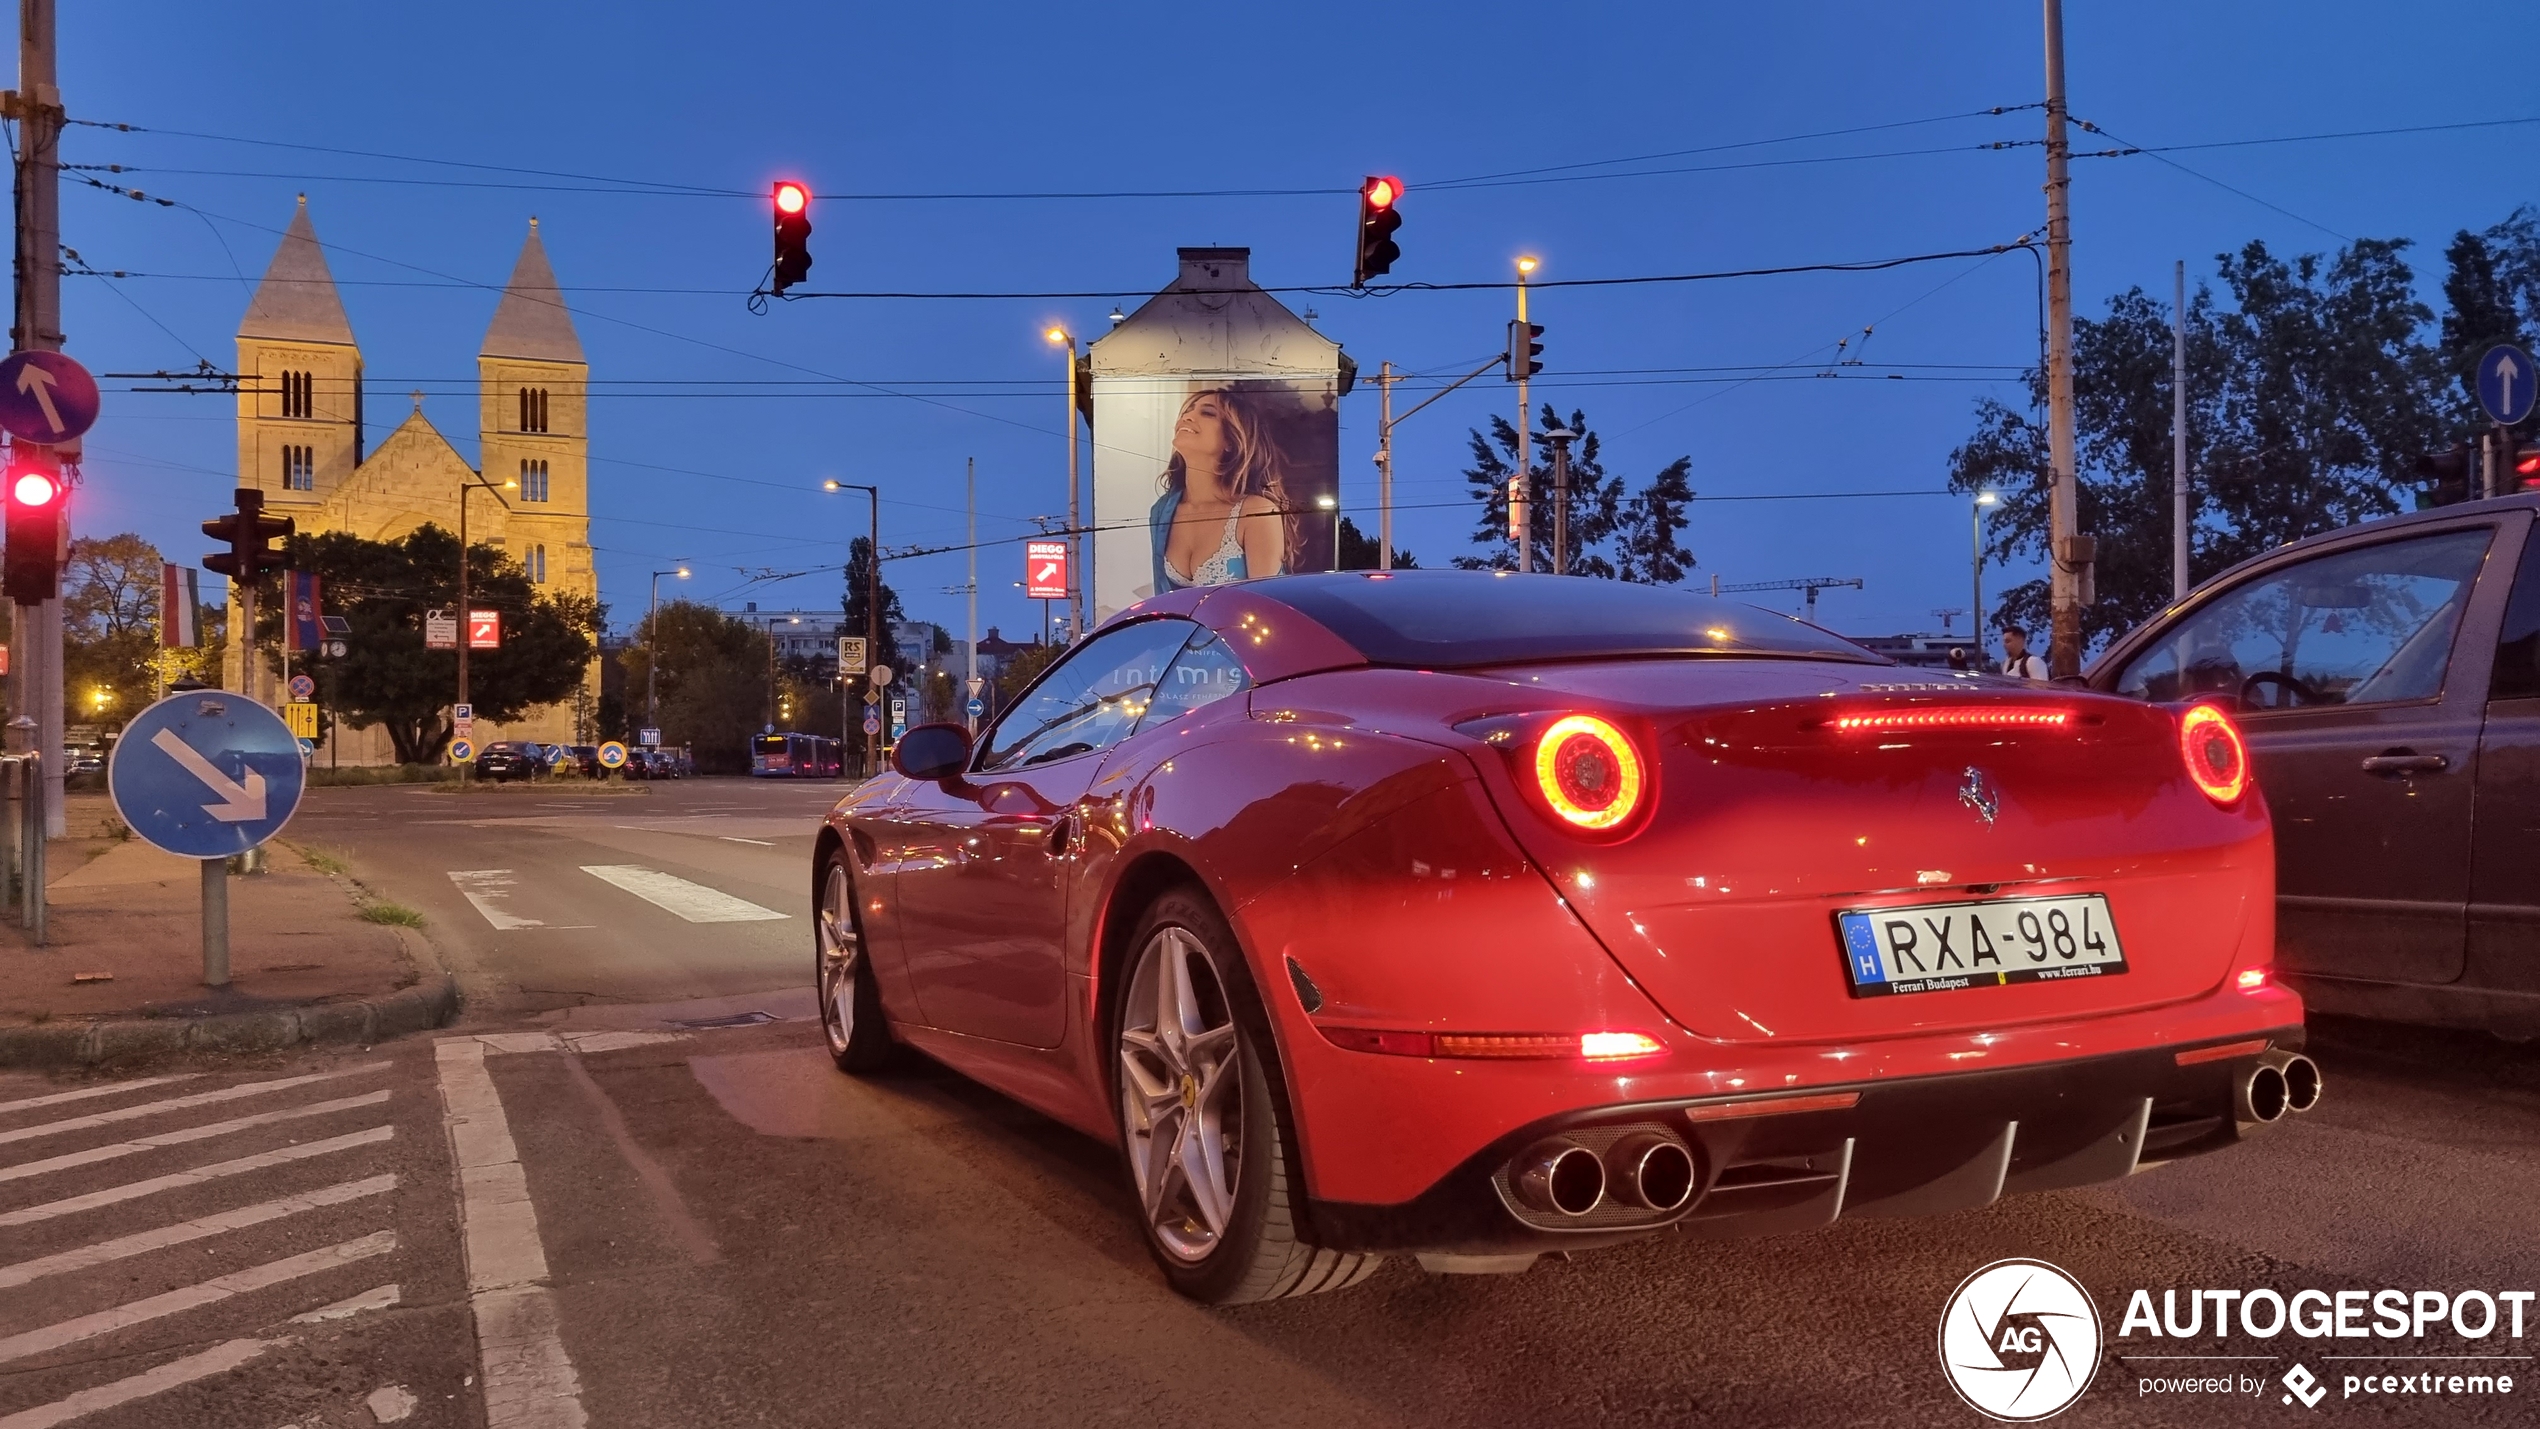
[646,565,690,731]
[1973,492,1999,667]
[1315,494,1340,571]
[1513,256,1540,572]
[824,479,882,776]
[1045,327,1083,645]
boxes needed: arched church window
[282,444,315,491]
[520,458,550,503]
[520,387,549,434]
[281,370,313,420]
[532,544,548,584]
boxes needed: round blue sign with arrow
[2477,344,2536,427]
[965,697,985,718]
[108,692,307,859]
[0,350,100,445]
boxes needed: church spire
[480,216,584,364]
[238,195,356,345]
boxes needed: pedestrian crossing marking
[0,1337,280,1429]
[0,1074,201,1115]
[0,1089,390,1185]
[0,1063,388,1148]
[580,864,788,923]
[0,1124,393,1227]
[0,1173,396,1290]
[0,1229,397,1365]
[449,868,546,929]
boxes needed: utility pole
[10,0,65,834]
[2042,0,2087,677]
[1375,362,1395,571]
[1049,331,1082,644]
[1513,258,1536,572]
[965,457,978,735]
[2172,259,2190,602]
[1544,427,1576,574]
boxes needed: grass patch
[358,902,426,928]
[305,764,461,788]
[294,844,350,877]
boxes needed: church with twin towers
[226,197,597,760]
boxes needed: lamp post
[1513,255,1538,573]
[1973,492,1999,667]
[645,565,690,731]
[1044,328,1082,644]
[1315,494,1339,571]
[455,473,517,715]
[824,479,881,776]
[1542,426,1577,574]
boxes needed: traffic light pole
[10,0,66,836]
[1375,352,1507,574]
[1514,270,1533,574]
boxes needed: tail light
[1318,1027,1667,1061]
[1533,714,1645,832]
[2178,704,2250,805]
[1824,706,2074,733]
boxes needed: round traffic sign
[449,738,476,764]
[108,691,307,859]
[597,741,628,768]
[546,744,568,766]
[0,350,100,444]
[869,665,894,687]
[2477,344,2537,426]
[287,674,316,702]
[965,698,985,718]
[862,715,882,735]
[297,737,317,756]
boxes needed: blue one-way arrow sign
[2477,344,2536,426]
[108,692,306,858]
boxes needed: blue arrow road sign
[0,350,99,444]
[966,698,985,718]
[108,692,306,859]
[2477,345,2536,426]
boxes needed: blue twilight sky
[52,1,2536,645]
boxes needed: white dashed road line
[580,865,787,923]
[449,869,548,929]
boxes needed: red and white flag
[161,562,200,648]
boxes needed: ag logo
[2282,1363,2325,1409]
[1938,1258,2102,1421]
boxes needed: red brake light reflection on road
[10,472,59,507]
[2179,704,2250,805]
[774,182,808,214]
[1533,714,1643,831]
[1829,707,2072,733]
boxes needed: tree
[1335,515,1418,571]
[2441,205,2540,424]
[840,533,909,713]
[1951,233,2452,649]
[1455,404,1694,582]
[619,600,767,773]
[286,525,602,762]
[62,534,169,722]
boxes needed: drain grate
[667,1010,778,1030]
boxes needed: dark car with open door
[2088,491,2540,1037]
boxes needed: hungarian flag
[284,570,323,653]
[161,562,200,648]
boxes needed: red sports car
[813,572,2316,1303]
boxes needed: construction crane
[1707,575,1865,621]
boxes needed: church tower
[232,196,361,691]
[477,219,593,606]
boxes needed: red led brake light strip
[1828,708,2074,733]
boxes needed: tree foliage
[617,599,767,773]
[1335,515,1418,571]
[285,525,601,763]
[62,533,182,720]
[1947,221,2531,650]
[1457,404,1695,582]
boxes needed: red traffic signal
[2517,443,2540,484]
[202,486,294,583]
[3,464,66,601]
[1353,174,1405,287]
[772,181,814,293]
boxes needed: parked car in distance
[475,741,542,782]
[2088,490,2540,1038]
[566,744,602,778]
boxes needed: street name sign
[108,692,306,859]
[2478,345,2536,426]
[0,350,100,444]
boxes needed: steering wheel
[2238,670,2322,711]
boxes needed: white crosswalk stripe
[581,863,788,923]
[0,1062,412,1428]
[450,868,548,928]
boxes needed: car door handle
[2359,752,2449,776]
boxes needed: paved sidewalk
[0,798,455,1065]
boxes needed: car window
[2493,533,2540,702]
[975,619,1198,772]
[1136,625,1252,733]
[2112,527,2493,710]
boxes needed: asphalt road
[3,776,2534,1428]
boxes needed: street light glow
[1977,491,2000,507]
[1515,255,1539,275]
[1044,327,1069,345]
[1315,495,1337,510]
[822,478,840,491]
[675,567,691,579]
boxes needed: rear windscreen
[1260,571,1884,668]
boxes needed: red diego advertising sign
[1024,540,1068,600]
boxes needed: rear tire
[1112,886,1381,1304]
[816,849,893,1073]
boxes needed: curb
[0,975,461,1069]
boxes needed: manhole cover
[667,1010,777,1030]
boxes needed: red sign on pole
[468,609,501,649]
[1025,540,1069,601]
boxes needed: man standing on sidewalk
[1998,627,2050,681]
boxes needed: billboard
[1087,248,1343,627]
[1024,539,1069,601]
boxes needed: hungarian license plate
[1835,894,2125,998]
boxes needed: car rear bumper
[1303,1023,2307,1257]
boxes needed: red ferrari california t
[813,572,2315,1303]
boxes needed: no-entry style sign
[1025,540,1069,600]
[108,692,306,859]
[0,350,99,445]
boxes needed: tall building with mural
[227,197,597,759]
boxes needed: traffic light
[2517,440,2540,490]
[1507,319,1544,381]
[3,466,65,602]
[201,486,293,583]
[1353,175,1403,287]
[2409,443,2474,507]
[772,181,813,293]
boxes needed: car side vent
[1285,956,1324,1013]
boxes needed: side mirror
[892,722,973,782]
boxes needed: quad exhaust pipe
[2235,1050,2323,1125]
[1513,1133,1703,1217]
[1514,1139,1606,1217]
[1606,1133,1700,1212]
